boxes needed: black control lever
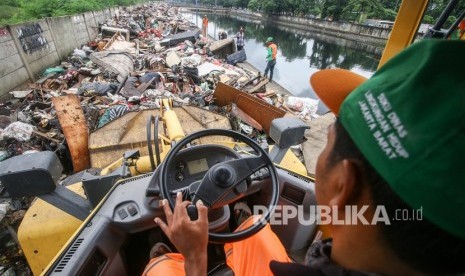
[186,204,198,221]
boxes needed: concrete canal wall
[268,15,390,46]
[0,8,118,98]
[179,5,392,46]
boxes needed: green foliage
[3,0,465,29]
[261,0,278,13]
[423,15,435,24]
[0,5,20,26]
[3,0,21,7]
[1,0,147,25]
[342,0,385,22]
[321,0,347,21]
[425,0,465,28]
[247,0,260,11]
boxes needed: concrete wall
[270,16,388,46]
[94,11,106,26]
[9,19,60,81]
[84,12,99,40]
[0,8,118,98]
[47,16,77,61]
[72,15,90,46]
[0,27,30,95]
[274,15,391,44]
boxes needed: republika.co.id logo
[253,205,423,225]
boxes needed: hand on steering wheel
[155,192,208,260]
[155,192,209,274]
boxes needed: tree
[321,0,348,21]
[261,0,279,14]
[247,0,260,11]
[310,0,325,16]
[3,0,145,25]
[424,0,465,28]
[236,0,250,8]
[342,0,385,22]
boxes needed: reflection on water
[184,12,381,102]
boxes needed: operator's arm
[266,46,272,61]
[155,193,208,276]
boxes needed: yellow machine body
[18,184,85,276]
[378,0,429,68]
[162,99,186,142]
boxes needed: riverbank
[204,23,292,96]
[237,62,292,96]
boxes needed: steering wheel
[159,129,279,243]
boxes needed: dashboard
[166,145,241,190]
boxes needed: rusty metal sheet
[230,104,262,131]
[214,82,286,134]
[52,95,90,172]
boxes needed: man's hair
[328,119,465,275]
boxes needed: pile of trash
[0,3,319,274]
[3,3,319,157]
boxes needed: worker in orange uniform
[264,37,277,82]
[458,19,465,40]
[202,15,208,38]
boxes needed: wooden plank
[246,79,268,94]
[182,105,231,130]
[52,95,90,172]
[209,38,234,52]
[33,130,61,143]
[214,82,285,134]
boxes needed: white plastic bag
[1,122,36,142]
[286,96,319,115]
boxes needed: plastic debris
[78,82,119,96]
[285,96,320,115]
[1,122,36,142]
[98,105,130,128]
[181,54,202,67]
[166,51,181,67]
[43,67,65,76]
[9,90,32,99]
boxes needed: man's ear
[328,159,363,209]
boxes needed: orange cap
[309,69,367,115]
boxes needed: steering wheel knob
[211,165,235,187]
[186,204,198,221]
